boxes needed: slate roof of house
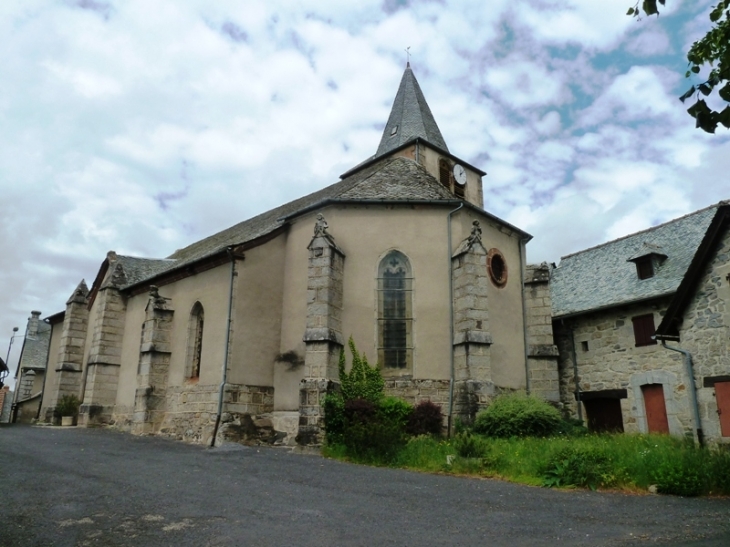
[375,64,449,159]
[117,155,521,291]
[551,204,720,318]
[18,321,51,371]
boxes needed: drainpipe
[34,318,53,421]
[659,340,704,447]
[446,202,464,437]
[210,247,238,447]
[519,237,530,395]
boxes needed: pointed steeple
[375,64,449,159]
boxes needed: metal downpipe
[211,247,238,448]
[660,340,704,447]
[446,202,464,437]
[519,238,530,395]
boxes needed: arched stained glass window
[186,302,204,379]
[377,251,413,370]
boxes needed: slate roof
[551,204,720,318]
[18,321,51,371]
[116,256,176,289]
[375,64,449,159]
[119,156,514,291]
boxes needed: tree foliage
[628,0,730,132]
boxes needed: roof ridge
[558,202,722,262]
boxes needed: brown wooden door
[584,398,624,433]
[642,384,669,434]
[715,381,730,437]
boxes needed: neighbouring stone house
[551,202,730,444]
[32,64,558,446]
[654,202,730,444]
[8,311,52,423]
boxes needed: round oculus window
[487,248,508,288]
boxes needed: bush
[651,449,708,497]
[340,398,411,463]
[338,337,384,403]
[324,338,385,445]
[452,433,488,458]
[541,446,614,490]
[473,393,562,438]
[378,397,413,431]
[406,401,443,437]
[323,393,345,443]
[53,394,81,418]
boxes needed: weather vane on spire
[405,46,411,66]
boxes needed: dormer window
[628,243,667,281]
[390,125,398,136]
[635,257,654,280]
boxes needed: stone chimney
[27,311,42,337]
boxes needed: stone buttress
[297,214,345,445]
[79,253,126,426]
[524,263,560,402]
[132,286,173,434]
[451,221,494,422]
[44,280,89,422]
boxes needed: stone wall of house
[524,264,560,403]
[676,227,730,442]
[555,297,695,436]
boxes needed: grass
[322,433,730,496]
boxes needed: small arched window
[377,251,413,370]
[186,302,204,379]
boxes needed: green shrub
[378,397,413,431]
[343,416,407,464]
[406,401,443,437]
[473,393,562,438]
[53,394,81,418]
[651,448,708,497]
[338,337,384,403]
[541,446,614,490]
[452,433,488,458]
[555,418,589,437]
[323,393,345,443]
[324,338,385,444]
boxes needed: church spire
[375,65,449,159]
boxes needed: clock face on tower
[453,164,467,186]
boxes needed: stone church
[17,64,729,446]
[27,64,559,445]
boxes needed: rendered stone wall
[554,298,694,436]
[676,228,730,442]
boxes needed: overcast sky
[1,0,728,383]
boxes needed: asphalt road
[1,425,729,547]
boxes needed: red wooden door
[642,384,669,434]
[715,381,730,437]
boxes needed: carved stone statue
[467,220,482,246]
[314,213,330,237]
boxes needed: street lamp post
[5,326,19,367]
[1,327,19,388]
